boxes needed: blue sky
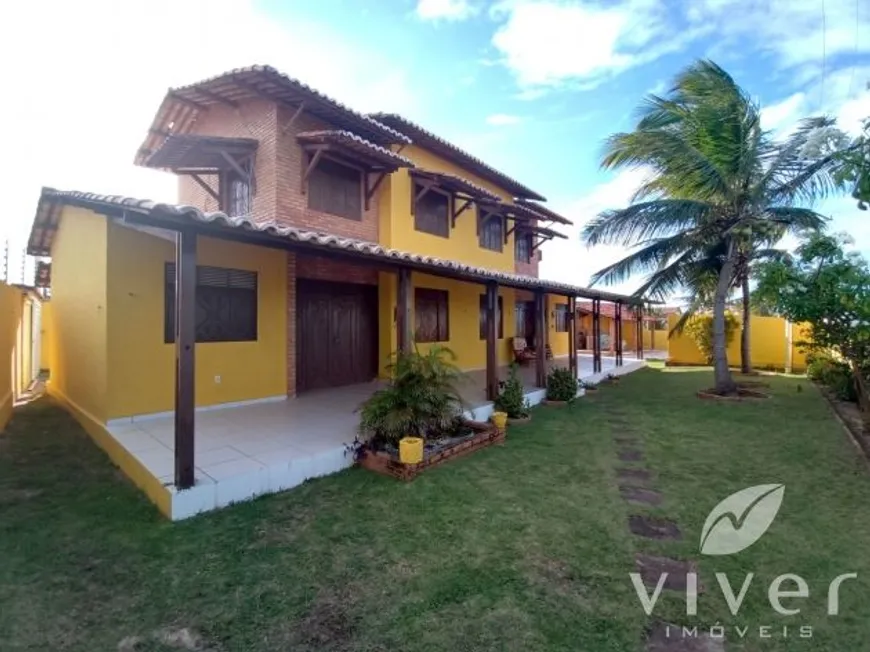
[2,0,868,293]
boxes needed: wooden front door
[297,279,378,392]
[514,300,536,341]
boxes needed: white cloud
[689,0,870,70]
[490,0,704,92]
[415,0,478,21]
[539,168,652,294]
[0,0,421,270]
[761,92,807,132]
[485,113,522,126]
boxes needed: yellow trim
[0,391,12,431]
[48,383,171,518]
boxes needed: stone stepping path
[635,554,701,591]
[628,515,683,540]
[645,622,725,652]
[607,410,719,649]
[618,448,644,462]
[616,467,652,485]
[620,485,662,506]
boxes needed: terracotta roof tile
[369,113,546,201]
[29,188,643,306]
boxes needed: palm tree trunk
[712,241,738,394]
[740,273,752,374]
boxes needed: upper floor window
[415,287,450,342]
[414,184,450,238]
[479,215,503,252]
[308,157,363,220]
[478,294,504,339]
[220,169,252,217]
[554,303,570,332]
[515,232,532,264]
[164,263,258,343]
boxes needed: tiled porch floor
[107,352,648,519]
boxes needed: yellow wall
[377,272,519,375]
[0,283,21,429]
[47,207,108,424]
[547,295,569,356]
[106,224,288,419]
[643,328,669,350]
[667,313,809,371]
[40,301,52,371]
[17,296,34,395]
[383,145,517,272]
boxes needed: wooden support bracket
[300,147,325,194]
[365,172,387,210]
[190,174,219,201]
[452,198,473,227]
[281,102,306,135]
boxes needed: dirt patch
[619,485,662,506]
[618,448,644,463]
[697,387,770,401]
[288,586,360,651]
[525,555,588,602]
[617,467,653,485]
[635,554,700,591]
[628,515,682,540]
[645,621,725,651]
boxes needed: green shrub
[494,363,529,418]
[357,346,466,446]
[683,312,740,364]
[807,352,857,402]
[546,366,578,402]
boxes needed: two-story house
[28,65,643,518]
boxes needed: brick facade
[275,106,380,241]
[170,95,546,397]
[177,99,278,224]
[295,254,378,285]
[514,252,540,277]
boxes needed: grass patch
[1,368,868,650]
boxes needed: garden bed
[359,420,504,481]
[817,385,870,459]
[697,387,771,401]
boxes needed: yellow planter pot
[491,411,508,430]
[399,437,424,465]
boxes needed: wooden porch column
[174,229,196,489]
[396,267,413,355]
[485,282,499,401]
[567,296,577,380]
[592,298,602,374]
[615,302,624,367]
[635,306,644,360]
[534,290,547,388]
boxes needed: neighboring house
[27,65,644,518]
[0,283,45,430]
[576,300,647,354]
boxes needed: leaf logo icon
[699,484,785,556]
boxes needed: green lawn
[2,367,869,651]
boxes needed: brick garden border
[359,420,504,481]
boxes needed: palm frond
[581,199,714,247]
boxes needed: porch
[107,354,646,519]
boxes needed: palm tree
[582,60,836,394]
